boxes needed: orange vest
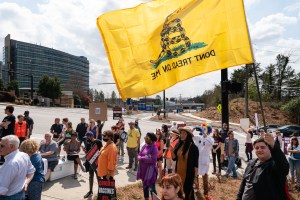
[15,121,27,138]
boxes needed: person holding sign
[83,131,102,199]
[137,132,158,200]
[97,130,118,180]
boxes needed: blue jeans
[0,191,25,200]
[27,181,44,200]
[226,156,237,177]
[288,157,300,182]
[143,184,157,198]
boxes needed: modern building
[2,34,89,98]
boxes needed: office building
[2,34,89,98]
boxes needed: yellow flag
[97,0,253,100]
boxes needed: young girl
[161,173,184,200]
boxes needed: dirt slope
[196,98,292,126]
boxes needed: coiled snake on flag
[151,9,191,64]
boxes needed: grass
[111,177,300,200]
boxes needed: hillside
[196,98,293,126]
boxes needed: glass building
[2,34,89,97]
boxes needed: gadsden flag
[97,0,253,100]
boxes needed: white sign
[240,118,249,132]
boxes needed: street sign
[113,107,122,120]
[217,104,222,114]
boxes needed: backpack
[120,131,128,143]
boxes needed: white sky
[0,0,300,99]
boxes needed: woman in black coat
[171,127,199,200]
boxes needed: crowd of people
[0,105,299,200]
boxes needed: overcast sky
[0,0,300,99]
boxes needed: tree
[38,75,62,105]
[281,97,300,124]
[7,80,19,96]
[274,54,295,100]
[0,79,4,91]
[111,91,117,105]
[155,95,162,105]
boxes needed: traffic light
[230,81,243,93]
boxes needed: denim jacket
[224,138,239,157]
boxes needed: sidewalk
[42,152,138,200]
[41,151,247,200]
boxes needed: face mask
[103,138,109,142]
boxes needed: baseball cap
[84,131,94,138]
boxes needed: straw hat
[178,127,193,136]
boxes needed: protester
[0,105,16,164]
[97,130,118,200]
[156,128,165,183]
[245,128,254,162]
[287,136,300,184]
[39,132,59,181]
[211,128,222,174]
[66,132,86,179]
[126,121,140,171]
[194,125,214,200]
[87,119,99,139]
[58,121,75,154]
[162,124,170,140]
[111,125,121,151]
[165,129,180,174]
[96,120,105,141]
[237,134,290,200]
[171,127,199,200]
[14,114,29,144]
[50,118,63,142]
[224,130,239,178]
[219,123,229,168]
[0,105,16,138]
[19,139,45,200]
[76,118,88,144]
[24,111,34,138]
[82,131,102,199]
[135,119,141,153]
[56,118,68,156]
[161,173,185,200]
[116,118,126,156]
[137,132,158,200]
[0,135,35,199]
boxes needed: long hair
[161,173,184,200]
[173,133,194,158]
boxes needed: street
[0,104,254,162]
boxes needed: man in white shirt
[0,135,35,199]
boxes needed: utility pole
[221,69,229,128]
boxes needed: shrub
[0,91,17,102]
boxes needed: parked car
[253,124,280,135]
[278,125,300,137]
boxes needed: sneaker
[133,167,137,171]
[125,166,132,169]
[74,173,78,179]
[231,175,238,179]
[84,191,93,198]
